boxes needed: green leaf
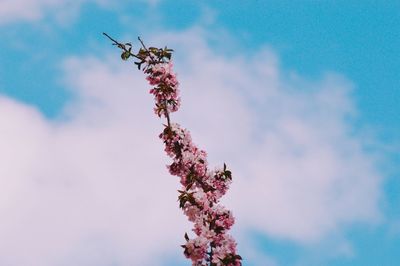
[121,51,130,61]
[134,62,142,70]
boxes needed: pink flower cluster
[146,61,181,117]
[161,123,241,266]
[140,50,241,265]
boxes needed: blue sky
[0,1,399,265]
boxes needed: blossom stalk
[104,33,242,266]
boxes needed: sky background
[0,1,399,265]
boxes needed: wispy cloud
[0,0,155,25]
[0,0,81,24]
[0,28,383,265]
[150,28,383,242]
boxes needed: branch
[102,32,141,60]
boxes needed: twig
[103,33,171,127]
[102,32,141,60]
[138,36,148,51]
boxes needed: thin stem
[210,245,214,265]
[102,32,141,60]
[103,32,119,46]
[137,36,160,65]
[164,101,171,127]
[138,36,148,51]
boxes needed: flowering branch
[104,33,242,266]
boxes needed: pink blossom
[182,236,209,263]
[138,47,241,265]
[105,37,241,264]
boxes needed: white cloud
[0,0,154,25]
[0,0,80,24]
[148,29,382,242]
[0,28,383,265]
[0,59,188,265]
